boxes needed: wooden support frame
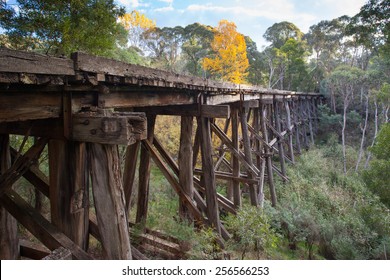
[136,114,156,226]
[0,190,93,259]
[89,143,132,260]
[0,134,18,259]
[48,140,89,250]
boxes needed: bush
[225,205,278,259]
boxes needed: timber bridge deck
[0,47,323,260]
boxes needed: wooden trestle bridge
[0,47,323,260]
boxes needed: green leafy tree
[363,123,390,207]
[0,0,125,56]
[181,23,214,76]
[263,21,303,49]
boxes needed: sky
[116,0,367,48]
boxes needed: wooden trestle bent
[0,47,323,259]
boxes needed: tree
[245,36,267,85]
[0,0,125,56]
[325,66,366,173]
[202,20,249,84]
[263,21,303,49]
[142,26,184,71]
[348,0,390,52]
[363,123,390,207]
[118,10,156,50]
[181,23,214,76]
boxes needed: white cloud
[186,1,316,23]
[154,6,174,13]
[322,0,366,17]
[116,0,150,9]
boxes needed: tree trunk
[365,99,379,169]
[355,94,369,172]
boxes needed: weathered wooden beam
[284,100,295,164]
[231,108,241,208]
[19,239,50,260]
[137,104,230,119]
[178,116,194,221]
[72,112,147,145]
[0,135,18,259]
[0,118,64,139]
[0,47,74,75]
[274,101,287,179]
[240,108,259,206]
[136,114,156,226]
[48,140,89,251]
[89,214,148,260]
[261,104,277,206]
[123,142,140,213]
[0,190,93,259]
[199,116,221,235]
[0,92,62,122]
[89,143,132,260]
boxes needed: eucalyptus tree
[0,0,126,56]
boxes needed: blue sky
[116,0,367,48]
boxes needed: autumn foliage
[202,20,249,84]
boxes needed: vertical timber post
[274,98,287,178]
[253,107,265,207]
[240,106,259,206]
[261,103,277,206]
[178,116,194,222]
[123,142,140,213]
[136,114,156,226]
[0,134,18,259]
[199,101,221,235]
[89,143,132,260]
[284,99,295,164]
[231,107,241,208]
[48,140,89,251]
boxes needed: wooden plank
[178,116,194,221]
[0,135,18,259]
[0,47,75,75]
[72,112,147,145]
[194,169,259,184]
[0,190,93,259]
[136,114,156,225]
[137,104,230,118]
[48,140,89,250]
[123,142,140,212]
[89,143,132,260]
[0,92,62,122]
[19,239,50,260]
[199,116,221,235]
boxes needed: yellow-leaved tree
[203,20,249,84]
[118,10,156,48]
